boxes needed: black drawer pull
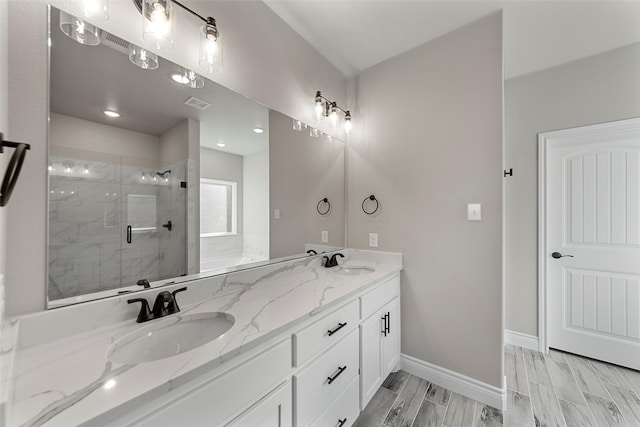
[126,225,132,244]
[382,314,387,337]
[327,322,347,336]
[386,312,391,334]
[338,418,347,427]
[327,366,347,384]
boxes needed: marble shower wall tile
[49,158,188,301]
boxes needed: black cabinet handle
[126,225,132,244]
[338,418,347,427]
[327,322,347,336]
[382,314,388,337]
[386,312,391,334]
[327,366,347,384]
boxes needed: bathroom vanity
[6,249,402,426]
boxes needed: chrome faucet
[128,287,187,323]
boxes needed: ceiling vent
[184,96,212,110]
[100,31,130,55]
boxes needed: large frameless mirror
[48,6,345,307]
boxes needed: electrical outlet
[322,230,329,243]
[274,208,280,220]
[369,233,378,248]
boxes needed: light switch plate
[274,208,280,220]
[369,233,378,247]
[467,203,481,221]
[321,230,328,243]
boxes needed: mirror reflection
[48,7,345,307]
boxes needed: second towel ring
[317,197,331,215]
[362,195,379,215]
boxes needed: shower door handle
[127,225,132,244]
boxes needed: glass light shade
[129,45,159,70]
[186,69,205,89]
[292,119,306,132]
[142,0,173,50]
[59,11,101,46]
[200,24,223,73]
[309,127,322,138]
[81,0,109,20]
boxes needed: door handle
[382,314,388,337]
[551,252,573,259]
[127,225,132,244]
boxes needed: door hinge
[504,168,513,177]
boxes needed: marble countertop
[10,254,402,426]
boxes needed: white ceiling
[263,0,640,79]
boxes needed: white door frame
[537,117,640,354]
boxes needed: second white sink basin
[335,266,375,276]
[107,312,235,364]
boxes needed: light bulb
[83,166,90,174]
[65,167,72,173]
[141,173,146,181]
[48,165,53,172]
[344,111,353,135]
[200,19,222,73]
[142,0,173,50]
[329,104,339,129]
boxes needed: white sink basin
[107,312,235,364]
[335,266,375,276]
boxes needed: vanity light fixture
[59,11,101,46]
[314,91,353,135]
[133,0,222,73]
[129,44,159,70]
[103,109,121,118]
[253,127,264,134]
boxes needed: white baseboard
[504,329,539,352]
[400,354,506,411]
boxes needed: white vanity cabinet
[102,272,401,427]
[227,381,292,427]
[359,276,401,409]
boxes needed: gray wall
[3,0,345,316]
[349,13,504,387]
[243,150,270,258]
[505,42,640,336]
[270,110,345,258]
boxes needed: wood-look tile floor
[354,345,640,426]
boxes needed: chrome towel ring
[362,194,379,215]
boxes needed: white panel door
[545,118,640,370]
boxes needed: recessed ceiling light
[253,127,264,134]
[170,72,189,85]
[103,110,120,118]
[216,142,226,147]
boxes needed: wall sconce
[133,0,223,73]
[314,91,352,134]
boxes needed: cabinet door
[359,312,383,409]
[381,298,400,378]
[226,381,292,427]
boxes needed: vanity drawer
[294,299,359,367]
[132,338,291,427]
[294,328,359,427]
[360,275,400,320]
[309,375,359,427]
